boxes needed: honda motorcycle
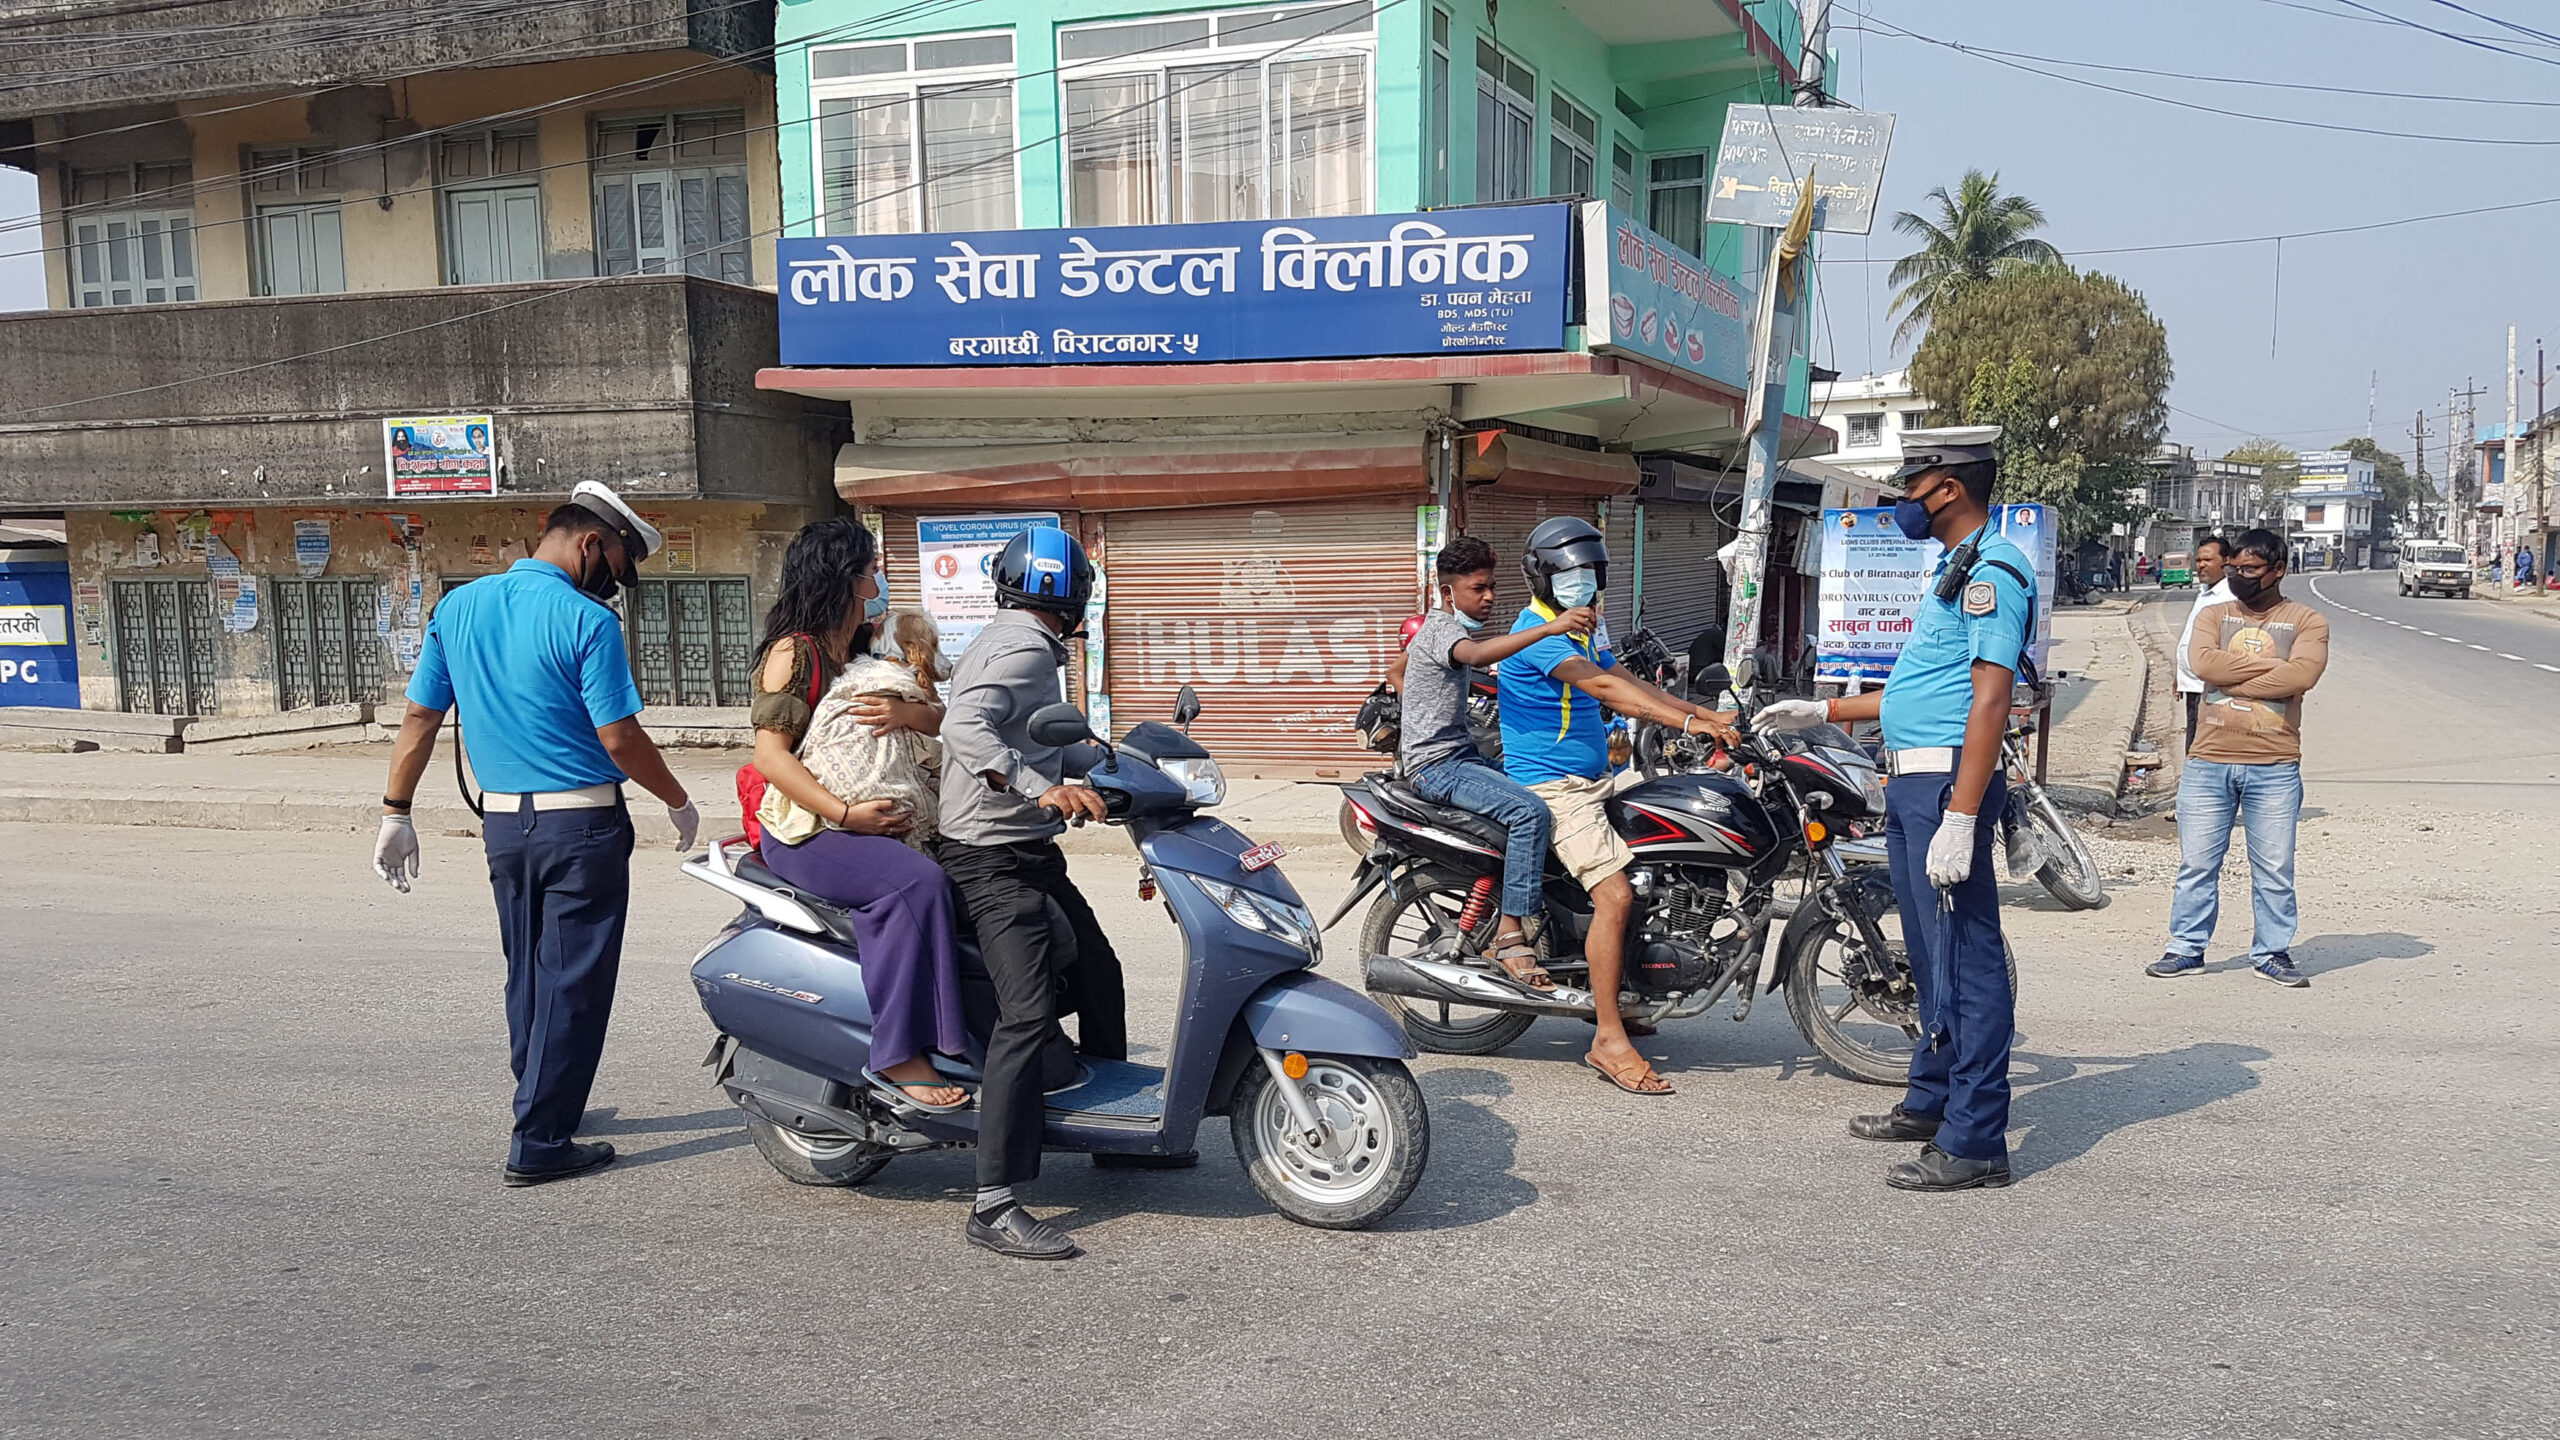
[1334,705,1929,1086]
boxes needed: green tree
[1886,169,2065,347]
[2332,435,2418,534]
[1907,266,2174,539]
[2221,438,2300,525]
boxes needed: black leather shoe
[1848,1105,1942,1142]
[966,1202,1080,1260]
[1093,1150,1199,1170]
[1886,1143,2013,1192]
[502,1141,615,1188]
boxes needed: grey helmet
[1521,516,1609,608]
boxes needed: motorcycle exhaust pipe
[1363,950,1598,1018]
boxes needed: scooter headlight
[1193,876,1319,962]
[1158,755,1227,807]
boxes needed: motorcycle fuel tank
[1610,771,1781,863]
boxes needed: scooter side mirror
[1173,683,1202,731]
[1027,702,1097,749]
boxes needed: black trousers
[2185,691,2200,748]
[934,837,1128,1188]
[483,796,633,1170]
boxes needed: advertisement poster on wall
[384,415,497,497]
[915,513,1062,668]
[1815,504,2056,684]
[0,553,80,707]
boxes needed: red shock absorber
[1455,874,1498,935]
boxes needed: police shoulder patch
[1962,580,1997,616]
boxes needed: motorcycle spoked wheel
[1783,870,2022,1086]
[1359,872,1540,1056]
[2023,789,2109,911]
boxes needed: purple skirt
[757,830,968,1072]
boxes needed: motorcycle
[1334,683,1928,1086]
[682,686,1431,1231]
[1998,695,2108,911]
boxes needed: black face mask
[2226,570,2272,605]
[576,540,624,603]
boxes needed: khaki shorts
[1527,774,1631,888]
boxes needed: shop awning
[760,351,1836,457]
[1459,429,1640,496]
[832,431,1430,511]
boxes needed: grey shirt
[1397,608,1483,774]
[936,609,1071,846]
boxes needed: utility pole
[2507,327,2521,574]
[2412,408,2429,539]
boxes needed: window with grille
[626,576,756,707]
[1547,91,1595,199]
[66,163,197,307]
[1059,3,1373,226]
[1474,38,1533,202]
[270,578,385,710]
[593,111,752,283]
[813,31,1018,235]
[1845,413,1882,448]
[109,579,218,715]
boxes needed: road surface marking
[2444,636,2462,644]
[2421,630,2439,636]
[2470,644,2491,651]
[2500,653,2524,661]
[2541,664,2560,673]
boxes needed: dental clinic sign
[775,205,1573,367]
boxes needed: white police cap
[1892,425,2003,484]
[567,480,663,565]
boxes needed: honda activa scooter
[680,688,1430,1230]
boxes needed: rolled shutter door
[1102,500,1417,778]
[1630,498,1729,662]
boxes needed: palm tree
[1887,169,2064,347]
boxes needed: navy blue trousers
[483,795,634,1170]
[1881,771,2013,1162]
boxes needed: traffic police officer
[371,481,702,1187]
[1755,427,2030,1191]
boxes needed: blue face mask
[1453,608,1485,631]
[1550,567,1599,608]
[1892,496,1937,542]
[862,572,889,624]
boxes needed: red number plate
[1237,841,1287,872]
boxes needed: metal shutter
[1100,500,1418,778]
[1627,498,1729,663]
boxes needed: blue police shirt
[1879,529,2034,750]
[1497,601,1616,784]
[405,559,645,793]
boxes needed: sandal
[1582,1048,1675,1096]
[864,1068,972,1114]
[1487,941,1554,991]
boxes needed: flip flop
[1486,941,1555,991]
[864,1068,972,1114]
[1582,1049,1675,1097]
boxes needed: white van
[2398,543,2472,599]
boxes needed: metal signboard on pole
[1704,106,1897,237]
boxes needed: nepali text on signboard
[1815,505,2056,684]
[1579,204,1750,392]
[1705,105,1896,236]
[385,415,497,498]
[776,206,1574,367]
[0,556,79,707]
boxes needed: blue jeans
[2168,760,2301,961]
[1410,753,1550,918]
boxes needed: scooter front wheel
[744,1113,894,1187]
[1231,1054,1429,1230]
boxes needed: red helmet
[1398,614,1428,650]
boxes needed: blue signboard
[777,205,1574,367]
[1815,504,2056,684]
[1580,204,1751,392]
[0,553,79,707]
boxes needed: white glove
[1926,810,1977,889]
[667,799,701,852]
[373,814,420,893]
[1751,698,1829,733]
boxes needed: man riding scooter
[1495,517,1741,1097]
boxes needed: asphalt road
[4,607,2556,1437]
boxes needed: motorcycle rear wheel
[2026,789,2109,911]
[744,1113,894,1187]
[1360,875,1538,1055]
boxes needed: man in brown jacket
[2147,528,2330,986]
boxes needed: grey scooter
[682,688,1431,1230]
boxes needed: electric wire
[1816,191,2560,265]
[0,0,1413,422]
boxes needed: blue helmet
[993,526,1094,616]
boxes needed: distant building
[2141,444,2264,568]
[1807,370,1935,486]
[2288,449,2381,569]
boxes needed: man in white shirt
[2175,535,2233,749]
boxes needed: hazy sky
[1819,0,2560,472]
[4,0,2548,474]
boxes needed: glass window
[1058,5,1374,225]
[812,35,1017,234]
[1548,91,1595,199]
[595,110,752,280]
[1474,40,1532,202]
[1649,152,1707,259]
[1426,8,1450,207]
[66,164,196,307]
[1610,142,1636,212]
[1845,413,1882,448]
[811,42,907,79]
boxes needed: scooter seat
[729,852,863,948]
[1376,778,1514,852]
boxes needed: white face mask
[1550,567,1599,608]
